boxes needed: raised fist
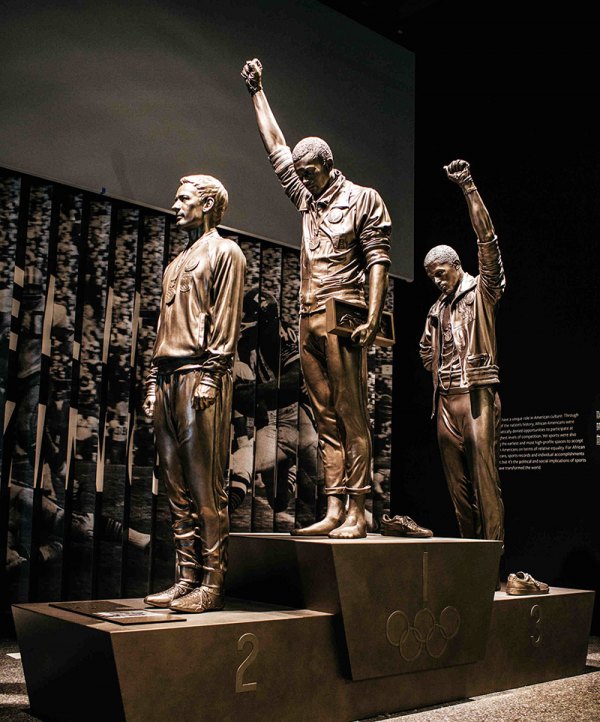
[444,159,473,187]
[241,58,263,95]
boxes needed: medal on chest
[328,208,343,224]
[180,273,193,293]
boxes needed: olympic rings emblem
[386,606,461,661]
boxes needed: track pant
[154,369,231,588]
[436,386,504,541]
[299,312,371,496]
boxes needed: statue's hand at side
[192,381,218,411]
[143,394,156,418]
[351,321,378,348]
[241,58,263,95]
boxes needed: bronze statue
[242,58,391,539]
[143,175,246,612]
[420,159,504,544]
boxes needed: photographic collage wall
[0,167,395,608]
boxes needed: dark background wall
[391,24,600,632]
[0,0,414,279]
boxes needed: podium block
[227,533,503,680]
[12,598,344,722]
[12,534,594,722]
[467,586,594,695]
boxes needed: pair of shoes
[170,586,225,613]
[380,514,433,538]
[144,580,198,608]
[506,571,550,595]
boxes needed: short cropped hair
[179,174,228,225]
[292,137,334,170]
[424,245,461,269]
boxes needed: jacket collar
[453,271,477,301]
[185,226,219,251]
[300,169,346,212]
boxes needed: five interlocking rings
[386,606,461,661]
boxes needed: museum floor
[0,635,598,722]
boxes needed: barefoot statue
[242,58,392,539]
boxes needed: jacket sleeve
[269,146,311,211]
[145,362,158,399]
[144,310,162,398]
[356,187,392,270]
[419,315,434,372]
[477,236,505,305]
[200,240,247,388]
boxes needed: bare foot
[328,517,367,539]
[291,495,344,536]
[291,513,344,536]
[328,496,367,539]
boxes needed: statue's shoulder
[426,298,442,318]
[345,177,374,192]
[343,179,383,207]
[210,232,246,264]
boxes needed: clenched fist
[241,58,263,95]
[444,159,476,193]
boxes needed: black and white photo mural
[0,167,396,607]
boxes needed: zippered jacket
[419,236,505,416]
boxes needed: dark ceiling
[319,0,493,51]
[318,5,598,94]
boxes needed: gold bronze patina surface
[143,175,246,612]
[242,58,392,539]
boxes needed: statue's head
[424,245,463,297]
[292,137,334,198]
[172,174,228,230]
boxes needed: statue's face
[293,156,332,198]
[172,183,213,230]
[426,261,463,296]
